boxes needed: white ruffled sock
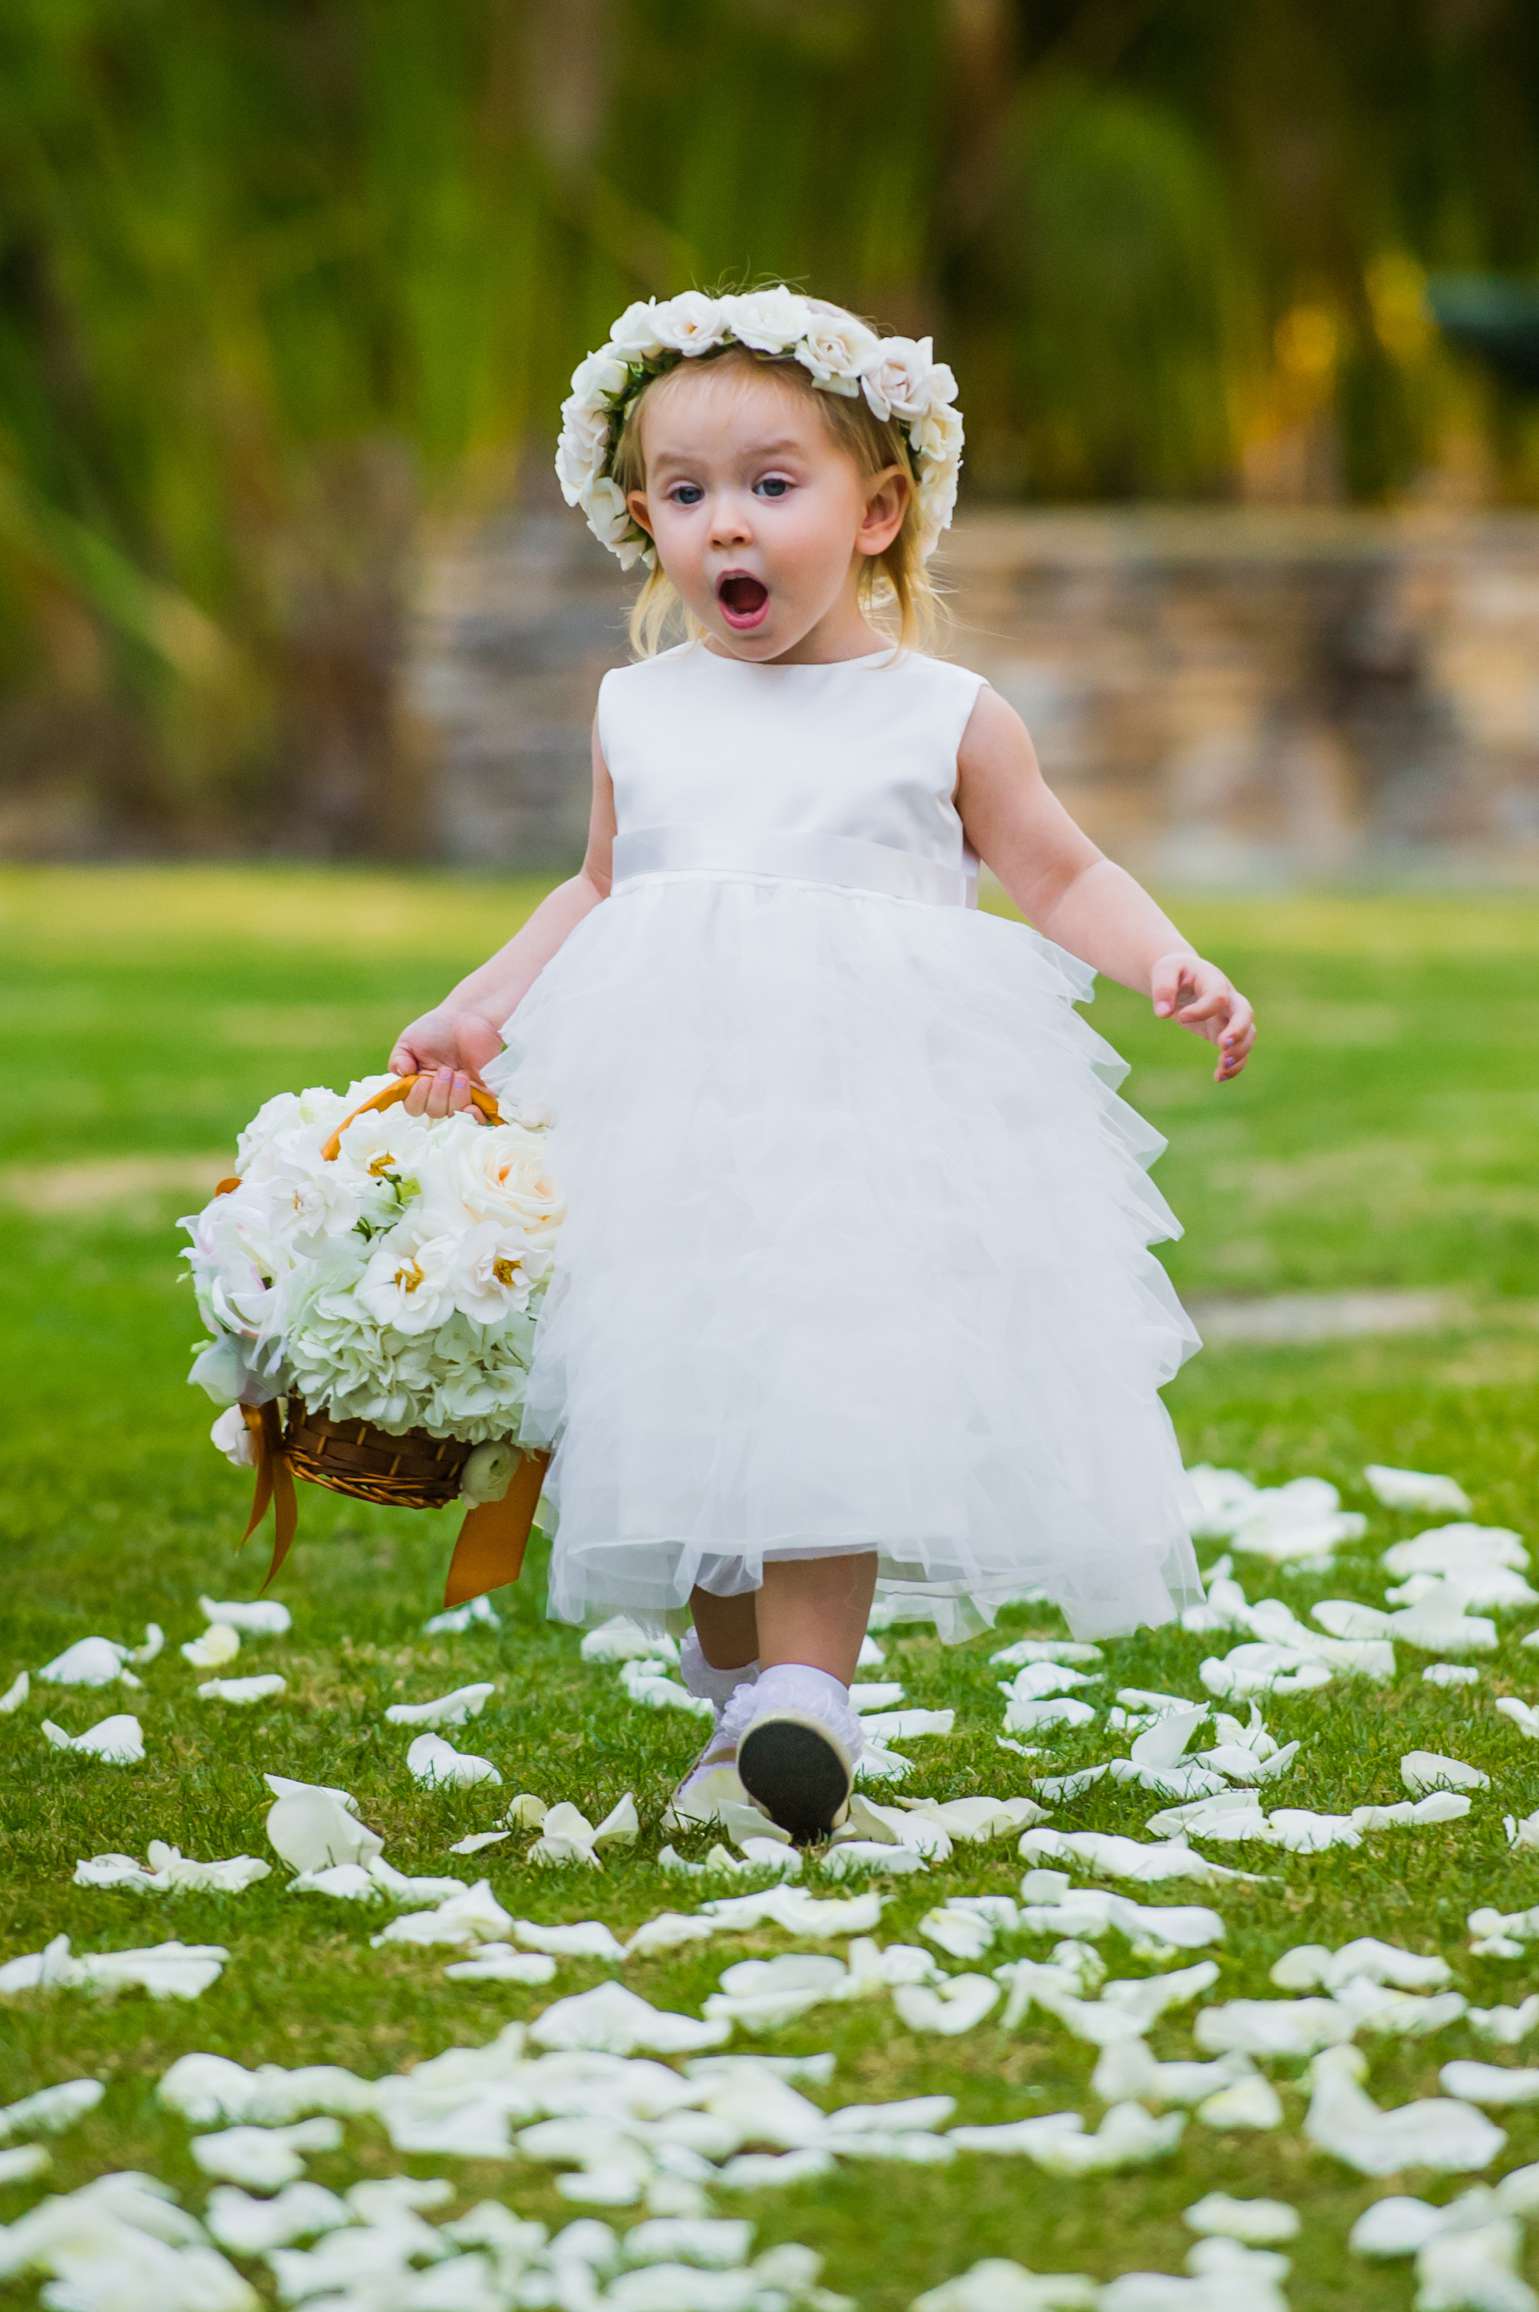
[738,1661,864,1764]
[678,1629,759,1767]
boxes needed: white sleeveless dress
[479,638,1207,1643]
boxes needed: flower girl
[387,281,1257,1843]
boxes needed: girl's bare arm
[449,709,617,1022]
[955,685,1256,1082]
[389,708,618,1113]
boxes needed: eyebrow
[649,437,808,476]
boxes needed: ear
[625,487,655,541]
[856,462,911,558]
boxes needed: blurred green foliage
[0,0,1536,844]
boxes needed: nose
[707,489,753,547]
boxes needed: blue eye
[664,478,793,505]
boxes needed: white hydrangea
[177,1076,564,1447]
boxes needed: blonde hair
[606,286,957,664]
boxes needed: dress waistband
[610,824,978,910]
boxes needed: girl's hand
[386,1006,506,1122]
[1149,952,1256,1085]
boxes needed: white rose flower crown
[555,283,966,571]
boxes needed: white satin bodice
[596,640,990,909]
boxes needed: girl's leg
[667,1585,762,1828]
[687,1584,759,1669]
[754,1551,877,1683]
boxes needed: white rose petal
[1401,1750,1489,1796]
[182,1624,241,1669]
[405,1732,502,1789]
[264,1776,383,1874]
[1363,1463,1473,1513]
[199,1595,291,1635]
[36,1638,139,1689]
[385,1683,495,1727]
[190,2116,342,2188]
[41,1713,144,1765]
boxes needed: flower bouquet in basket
[176,1069,563,1608]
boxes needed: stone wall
[405,492,1539,887]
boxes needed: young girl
[387,283,1256,1845]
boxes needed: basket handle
[317,1071,503,1162]
[214,1070,505,1196]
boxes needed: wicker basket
[213,1070,552,1607]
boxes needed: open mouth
[717,573,771,630]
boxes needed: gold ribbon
[237,1400,299,1593]
[442,1447,547,1608]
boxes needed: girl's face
[626,366,908,662]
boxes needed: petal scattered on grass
[1303,2043,1507,2175]
[180,1624,241,1669]
[0,1935,228,2001]
[0,2079,105,2141]
[202,2180,350,2253]
[1184,2191,1299,2244]
[41,1713,144,1764]
[1400,1749,1489,1796]
[384,1682,495,1727]
[263,1776,383,1874]
[421,1595,500,1635]
[369,1879,513,1950]
[198,1595,291,1635]
[404,1732,502,1789]
[36,1638,140,1690]
[190,2116,342,2187]
[74,1844,270,1895]
[196,1675,286,1705]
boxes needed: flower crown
[554,284,965,574]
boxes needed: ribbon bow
[235,1399,543,1607]
[237,1400,298,1592]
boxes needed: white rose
[568,344,631,403]
[556,402,610,505]
[210,1406,257,1468]
[581,475,636,550]
[450,1217,546,1325]
[653,292,734,355]
[910,397,964,464]
[236,1084,353,1180]
[460,1441,519,1505]
[795,311,880,395]
[445,1126,564,1237]
[326,1106,435,1201]
[261,1147,370,1257]
[607,300,670,360]
[720,285,814,354]
[859,333,939,424]
[354,1219,462,1336]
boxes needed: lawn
[2,863,1538,2310]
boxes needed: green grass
[2,864,1539,2308]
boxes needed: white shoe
[728,1664,864,1845]
[663,1633,759,1829]
[664,1748,750,1830]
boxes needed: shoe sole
[737,1712,852,1845]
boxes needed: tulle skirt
[479,858,1207,1644]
